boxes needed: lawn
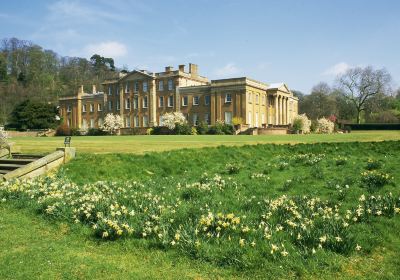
[1,140,400,279]
[10,130,400,154]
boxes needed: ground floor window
[255,112,259,127]
[125,116,131,127]
[248,111,252,127]
[82,119,88,130]
[192,113,198,125]
[143,115,148,127]
[98,118,103,127]
[204,113,210,125]
[159,115,164,126]
[90,118,95,128]
[134,116,139,127]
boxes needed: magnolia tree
[292,114,311,133]
[101,113,123,135]
[0,127,10,152]
[162,112,187,130]
[317,118,335,134]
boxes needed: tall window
[143,81,148,92]
[262,95,266,105]
[90,118,95,128]
[108,86,112,95]
[205,95,210,105]
[82,104,86,112]
[82,119,88,129]
[108,101,113,111]
[159,115,164,126]
[134,82,139,93]
[204,113,210,125]
[116,100,120,110]
[125,82,129,93]
[168,79,173,90]
[134,116,139,127]
[192,113,199,125]
[225,93,232,103]
[116,87,119,95]
[248,111,252,126]
[125,117,131,127]
[97,104,102,111]
[143,115,149,127]
[193,96,199,106]
[125,98,131,110]
[182,96,188,106]
[255,112,259,127]
[261,113,265,125]
[168,96,174,107]
[98,118,103,127]
[225,111,233,124]
[89,104,94,112]
[248,93,252,103]
[256,95,259,104]
[159,96,164,107]
[143,96,148,108]
[159,80,164,91]
[133,96,138,109]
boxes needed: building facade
[59,63,298,130]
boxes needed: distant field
[10,130,400,154]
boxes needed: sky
[1,0,399,93]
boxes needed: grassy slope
[11,130,400,154]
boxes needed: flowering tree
[317,118,335,134]
[161,112,187,130]
[292,114,311,133]
[101,114,123,135]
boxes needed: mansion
[59,63,298,130]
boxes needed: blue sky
[1,0,399,93]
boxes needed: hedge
[343,123,400,130]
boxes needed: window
[159,80,164,91]
[248,111,252,126]
[67,118,70,126]
[97,104,102,111]
[90,118,95,128]
[133,96,138,109]
[125,82,129,93]
[143,81,148,92]
[182,96,188,106]
[143,96,148,108]
[143,115,148,127]
[116,87,119,95]
[159,96,164,107]
[255,112,259,127]
[134,82,139,93]
[82,104,86,112]
[261,113,265,125]
[90,104,94,112]
[116,100,120,110]
[67,105,72,112]
[98,118,103,127]
[168,96,174,107]
[108,101,113,111]
[262,95,266,105]
[192,113,199,125]
[168,79,173,90]
[125,98,131,110]
[125,117,131,128]
[204,113,210,125]
[205,95,210,106]
[193,96,199,106]
[108,86,112,95]
[248,93,252,103]
[224,111,232,124]
[159,115,164,126]
[225,93,232,103]
[256,94,259,104]
[82,119,88,129]
[134,116,139,127]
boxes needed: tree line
[294,66,400,124]
[0,37,119,125]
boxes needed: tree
[299,83,336,119]
[8,100,59,130]
[101,113,123,135]
[337,66,392,124]
[161,112,187,130]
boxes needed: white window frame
[143,96,148,108]
[82,104,86,112]
[143,81,148,92]
[182,96,188,106]
[168,96,174,107]
[97,104,102,111]
[204,113,210,125]
[159,96,164,108]
[159,80,164,91]
[143,115,148,127]
[67,105,71,112]
[108,101,113,111]
[125,116,131,128]
[193,96,199,106]
[89,104,94,112]
[125,98,131,110]
[192,113,198,125]
[82,119,88,129]
[108,86,112,95]
[90,118,95,128]
[133,96,138,109]
[225,93,232,103]
[224,111,232,125]
[98,118,103,127]
[116,100,120,110]
[134,116,139,127]
[134,82,139,93]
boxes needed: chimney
[165,66,173,73]
[178,64,185,72]
[92,84,97,94]
[189,63,198,77]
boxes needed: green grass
[2,140,400,279]
[10,130,400,154]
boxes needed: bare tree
[338,66,392,123]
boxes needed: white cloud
[322,62,351,76]
[214,63,240,77]
[84,41,128,58]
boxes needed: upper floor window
[133,96,138,109]
[143,81,148,92]
[143,96,148,108]
[262,95,266,105]
[116,100,120,110]
[82,104,86,112]
[125,98,131,110]
[168,79,173,90]
[159,80,164,91]
[225,93,232,103]
[182,96,188,106]
[159,96,164,107]
[255,94,259,104]
[108,101,113,111]
[205,95,210,106]
[97,104,102,111]
[193,96,199,106]
[134,82,139,93]
[108,86,112,95]
[168,96,174,107]
[67,105,72,112]
[89,104,94,112]
[116,87,119,95]
[248,93,252,103]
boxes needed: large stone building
[59,63,298,130]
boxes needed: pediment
[120,70,153,82]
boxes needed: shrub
[292,114,311,133]
[191,127,198,135]
[292,118,302,132]
[222,124,235,135]
[174,123,192,135]
[232,117,244,126]
[196,121,209,135]
[55,124,71,136]
[317,118,334,134]
[70,128,81,136]
[225,163,241,174]
[162,112,187,130]
[361,170,392,192]
[310,120,318,133]
[101,114,123,135]
[208,120,225,135]
[334,156,348,166]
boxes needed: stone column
[77,85,83,129]
[283,97,287,124]
[285,97,289,124]
[275,95,279,125]
[279,96,283,125]
[149,77,157,126]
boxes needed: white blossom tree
[161,112,187,130]
[292,114,311,133]
[101,114,123,135]
[317,117,335,134]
